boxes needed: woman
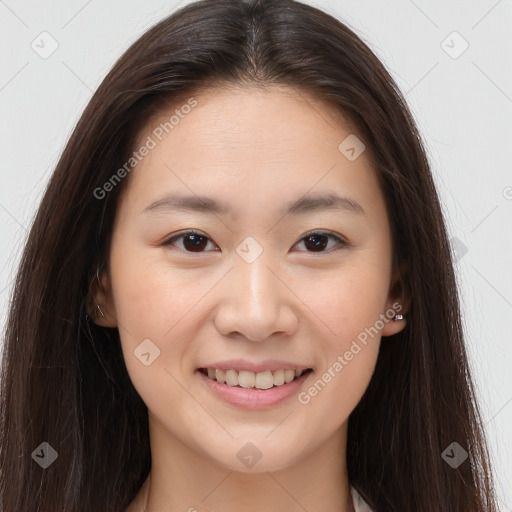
[0,0,499,510]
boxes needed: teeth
[284,369,296,383]
[203,368,307,389]
[225,369,238,386]
[273,369,285,386]
[215,369,226,384]
[255,371,274,389]
[238,370,255,388]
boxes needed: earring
[96,304,105,318]
[392,314,404,322]
[85,304,105,322]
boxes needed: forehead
[158,85,350,147]
[120,85,383,222]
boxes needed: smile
[196,367,314,410]
[199,367,313,390]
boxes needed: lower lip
[196,370,313,410]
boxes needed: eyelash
[161,229,349,254]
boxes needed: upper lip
[198,359,312,373]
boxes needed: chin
[203,439,300,474]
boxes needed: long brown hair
[0,0,498,510]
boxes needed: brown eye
[293,231,348,253]
[162,230,218,253]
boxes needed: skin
[90,84,408,511]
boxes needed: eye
[162,230,219,253]
[162,229,348,254]
[292,230,349,253]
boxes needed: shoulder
[350,486,375,512]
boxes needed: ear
[86,269,117,328]
[381,260,410,337]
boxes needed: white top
[351,486,374,512]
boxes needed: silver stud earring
[392,314,404,322]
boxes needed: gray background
[1,0,511,508]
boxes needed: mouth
[197,367,314,390]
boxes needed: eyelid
[299,229,349,246]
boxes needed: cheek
[108,240,203,382]
[300,258,390,347]
[293,261,388,416]
[110,228,207,336]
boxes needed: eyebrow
[141,192,365,217]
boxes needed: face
[92,85,406,474]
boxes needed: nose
[213,250,299,342]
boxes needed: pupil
[184,234,207,252]
[306,234,327,252]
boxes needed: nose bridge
[235,247,279,311]
[214,241,297,340]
